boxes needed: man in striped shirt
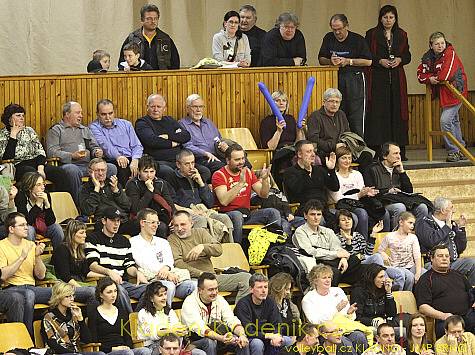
[85,206,149,312]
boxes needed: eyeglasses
[325,99,341,104]
[280,25,297,30]
[190,105,205,110]
[144,220,160,225]
[144,17,159,22]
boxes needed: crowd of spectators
[0,2,471,355]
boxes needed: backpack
[263,245,309,291]
[248,225,287,266]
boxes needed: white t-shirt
[328,170,365,204]
[130,234,175,275]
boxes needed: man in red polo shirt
[212,144,287,244]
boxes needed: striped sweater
[337,231,375,258]
[85,230,135,280]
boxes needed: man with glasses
[179,94,227,174]
[135,94,211,182]
[118,3,180,70]
[130,208,196,305]
[261,12,306,66]
[0,212,49,336]
[319,321,359,355]
[239,5,266,67]
[79,157,138,236]
[318,14,372,137]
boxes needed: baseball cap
[102,206,122,220]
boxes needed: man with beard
[211,144,287,244]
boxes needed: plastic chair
[219,128,273,167]
[50,191,79,224]
[211,242,269,275]
[0,322,34,352]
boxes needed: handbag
[34,211,48,235]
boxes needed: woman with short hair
[41,281,105,355]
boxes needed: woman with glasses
[41,281,105,355]
[15,171,64,248]
[212,10,251,67]
[261,12,306,66]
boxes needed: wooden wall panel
[0,68,473,148]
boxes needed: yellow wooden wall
[0,68,473,147]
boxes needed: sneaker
[457,151,468,161]
[446,152,460,162]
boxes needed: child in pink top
[378,212,425,290]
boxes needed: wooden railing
[1,68,473,148]
[0,67,338,143]
[425,84,475,163]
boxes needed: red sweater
[417,44,467,108]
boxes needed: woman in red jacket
[417,32,468,162]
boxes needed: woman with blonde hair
[260,90,306,189]
[302,264,368,348]
[41,282,104,355]
[268,272,301,337]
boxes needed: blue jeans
[74,286,96,304]
[108,348,151,355]
[192,337,249,355]
[353,208,369,240]
[441,103,465,153]
[6,284,52,336]
[362,254,405,291]
[226,208,283,244]
[28,223,64,249]
[385,203,428,231]
[60,162,117,205]
[395,265,427,291]
[117,281,147,313]
[0,289,24,322]
[160,279,197,306]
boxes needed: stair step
[407,166,475,183]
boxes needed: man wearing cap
[85,206,149,313]
[118,3,180,70]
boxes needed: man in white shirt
[181,272,249,355]
[129,208,196,305]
